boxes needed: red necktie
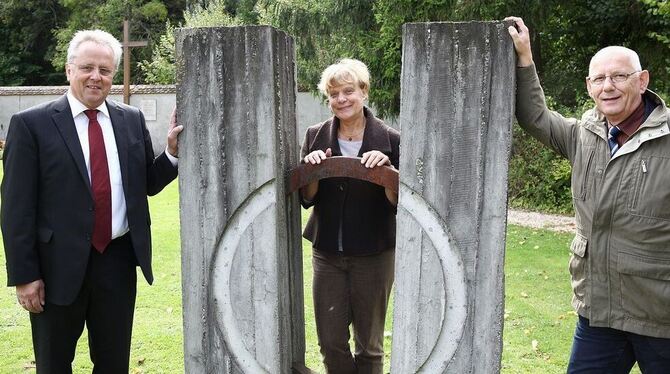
[85,109,112,253]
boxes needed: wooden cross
[122,19,148,104]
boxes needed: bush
[508,124,573,214]
[507,97,596,215]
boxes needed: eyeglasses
[587,71,640,86]
[69,63,115,77]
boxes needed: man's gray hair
[67,30,123,70]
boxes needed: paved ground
[507,209,576,233]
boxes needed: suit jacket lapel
[108,100,130,194]
[51,95,92,193]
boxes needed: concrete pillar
[175,26,303,373]
[392,21,515,373]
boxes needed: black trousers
[30,234,137,374]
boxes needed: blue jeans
[568,316,670,373]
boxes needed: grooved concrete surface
[393,21,515,373]
[175,26,303,373]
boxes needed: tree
[0,0,66,85]
[51,0,186,84]
[641,0,670,93]
[139,0,241,84]
[0,0,187,86]
[261,0,551,116]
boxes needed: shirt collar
[66,90,110,119]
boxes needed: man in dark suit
[1,29,182,373]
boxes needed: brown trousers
[312,249,395,374]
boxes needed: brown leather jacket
[300,107,400,255]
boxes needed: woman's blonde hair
[318,58,370,97]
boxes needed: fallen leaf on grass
[23,361,36,369]
[520,292,529,298]
[524,329,530,335]
[533,245,540,249]
[532,340,539,351]
[137,357,146,365]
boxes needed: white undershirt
[67,91,128,239]
[338,139,362,157]
[336,138,362,252]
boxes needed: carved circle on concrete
[210,166,467,373]
[398,183,468,373]
[211,179,276,374]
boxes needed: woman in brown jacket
[300,58,400,374]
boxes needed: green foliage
[224,0,260,24]
[508,123,574,214]
[0,0,66,85]
[367,1,454,116]
[51,0,184,85]
[143,0,670,117]
[183,0,238,26]
[263,0,478,116]
[140,0,239,84]
[0,0,184,86]
[259,0,377,92]
[0,54,23,86]
[641,0,670,81]
[508,95,595,214]
[139,22,177,84]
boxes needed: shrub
[507,96,595,214]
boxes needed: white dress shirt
[67,92,129,239]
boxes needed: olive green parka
[516,64,670,338]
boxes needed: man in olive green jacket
[507,17,670,373]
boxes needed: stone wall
[0,87,384,155]
[0,85,174,156]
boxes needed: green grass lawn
[0,178,637,373]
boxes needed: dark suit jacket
[1,95,177,305]
[300,107,400,255]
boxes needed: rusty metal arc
[287,156,399,193]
